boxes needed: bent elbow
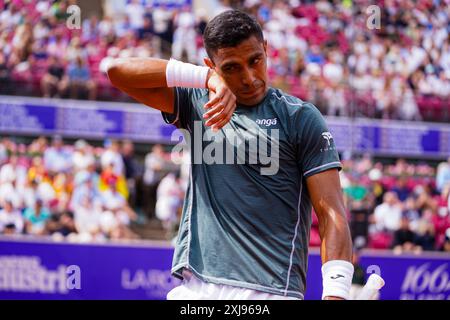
[106,59,124,86]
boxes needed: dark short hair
[203,10,264,59]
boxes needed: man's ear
[204,57,214,69]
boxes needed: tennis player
[107,10,353,300]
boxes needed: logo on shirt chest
[256,118,278,127]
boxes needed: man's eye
[224,66,236,72]
[252,58,260,65]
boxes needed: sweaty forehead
[213,37,265,65]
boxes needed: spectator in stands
[66,36,87,63]
[46,29,68,61]
[101,174,137,225]
[101,139,124,177]
[398,83,422,121]
[82,14,100,42]
[43,135,72,174]
[155,171,184,239]
[40,55,65,98]
[60,56,97,100]
[0,155,23,209]
[125,0,145,30]
[0,140,7,166]
[436,158,450,192]
[0,199,24,235]
[47,211,77,238]
[392,176,411,202]
[391,216,420,254]
[414,219,436,251]
[72,194,103,240]
[402,197,421,232]
[72,139,95,172]
[71,169,100,210]
[371,191,403,233]
[143,144,167,219]
[137,15,154,41]
[432,204,450,250]
[121,140,141,208]
[171,5,197,63]
[23,198,51,235]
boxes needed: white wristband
[165,58,210,88]
[321,260,354,300]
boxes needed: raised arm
[306,168,353,300]
[106,58,236,130]
[106,58,175,113]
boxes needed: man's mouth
[240,86,263,97]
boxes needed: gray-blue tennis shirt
[161,87,342,299]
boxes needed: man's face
[205,36,268,106]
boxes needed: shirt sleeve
[295,102,342,178]
[161,87,207,131]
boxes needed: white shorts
[167,269,299,300]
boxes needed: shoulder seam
[271,91,305,107]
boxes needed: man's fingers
[204,101,228,126]
[203,94,230,121]
[211,112,234,131]
[207,97,235,129]
[205,86,226,109]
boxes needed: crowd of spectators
[0,136,146,242]
[0,136,449,252]
[236,0,450,121]
[0,0,449,121]
[308,156,450,253]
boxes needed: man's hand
[203,70,236,132]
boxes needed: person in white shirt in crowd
[72,139,96,173]
[43,135,73,174]
[0,154,26,186]
[398,83,422,121]
[370,192,403,233]
[0,155,26,209]
[100,139,124,177]
[0,2,22,36]
[0,140,8,165]
[436,158,450,193]
[100,176,137,226]
[155,171,184,239]
[152,4,174,55]
[323,50,347,116]
[143,144,168,219]
[0,199,24,235]
[171,5,197,63]
[70,170,101,212]
[73,194,104,241]
[125,0,145,30]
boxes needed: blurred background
[0,0,449,300]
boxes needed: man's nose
[241,67,256,86]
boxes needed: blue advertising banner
[0,96,449,158]
[0,238,180,300]
[327,117,450,158]
[305,250,450,300]
[0,238,449,300]
[0,95,177,144]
